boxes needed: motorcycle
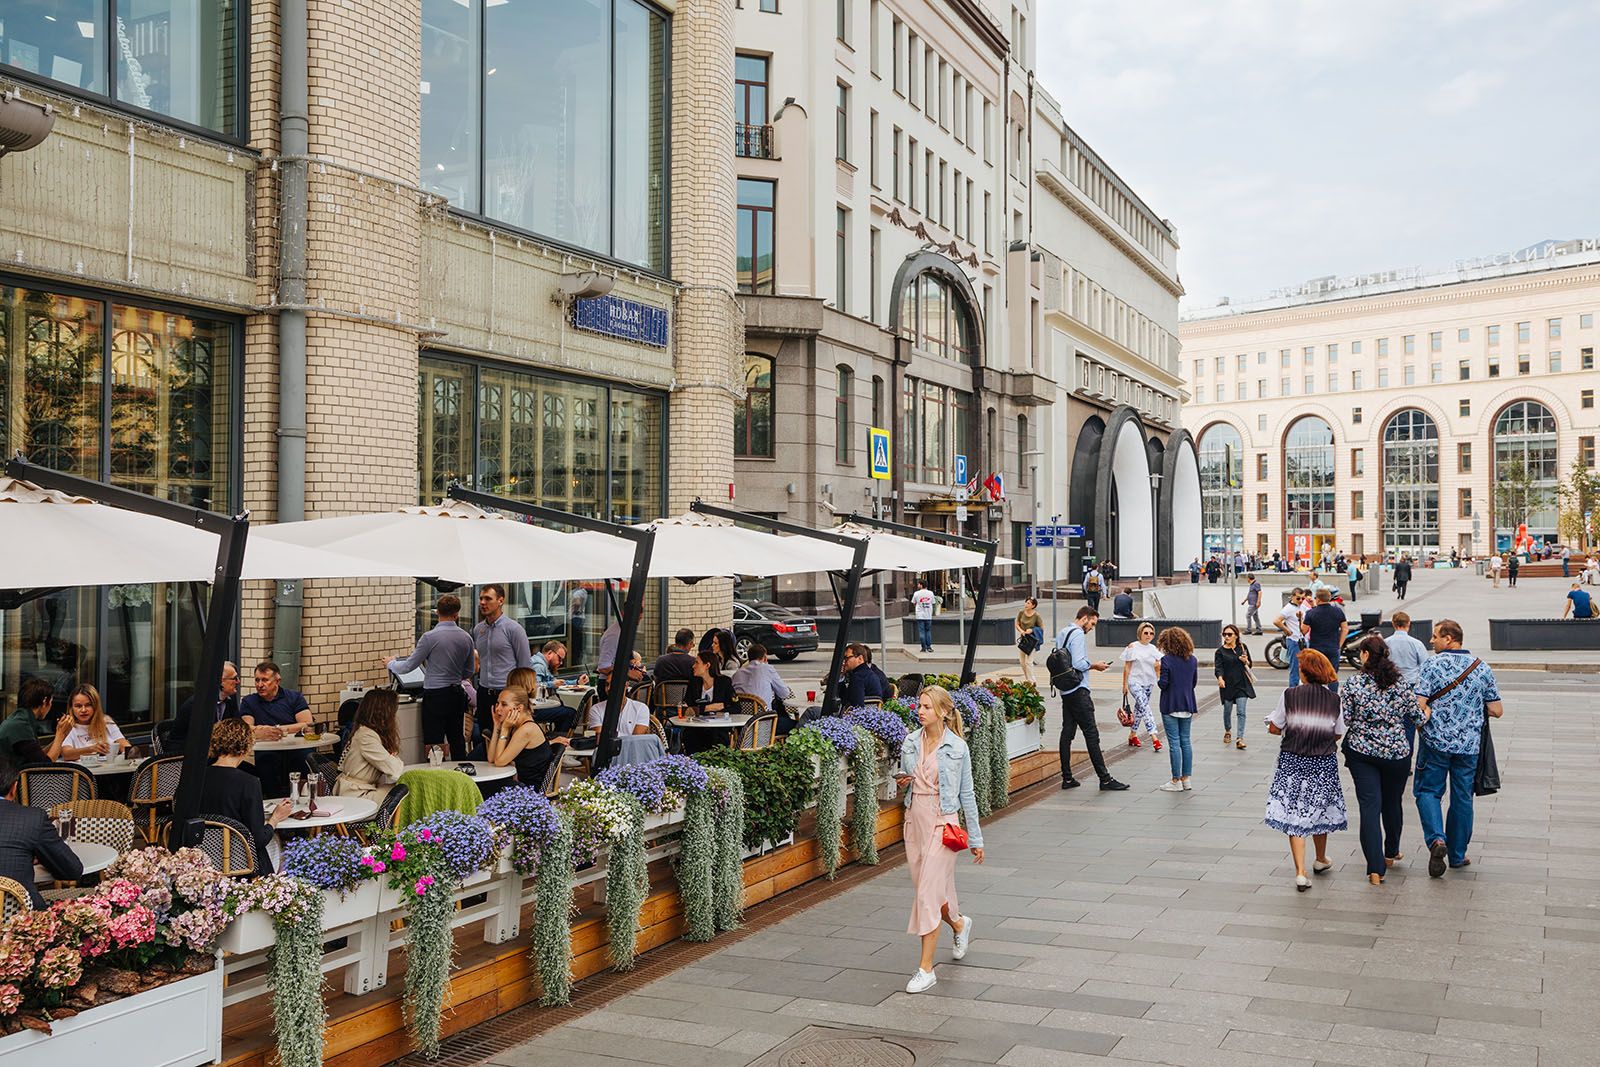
[1264,601,1375,671]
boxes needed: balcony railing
[736,123,773,158]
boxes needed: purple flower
[281,835,373,893]
[406,811,498,880]
[811,716,860,756]
[951,689,982,730]
[843,706,908,752]
[477,786,563,875]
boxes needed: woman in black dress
[200,718,291,875]
[681,651,737,753]
[486,686,556,789]
[1213,624,1257,750]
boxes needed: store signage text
[572,295,669,349]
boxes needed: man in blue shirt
[240,659,313,798]
[1053,608,1128,791]
[1414,619,1503,877]
[388,593,475,761]
[1563,583,1596,619]
[833,643,889,708]
[1384,611,1430,753]
[473,584,534,742]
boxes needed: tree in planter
[1493,455,1551,547]
[1558,455,1600,551]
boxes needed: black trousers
[1059,688,1111,784]
[1394,580,1408,599]
[420,685,468,762]
[1344,745,1409,876]
[474,685,500,741]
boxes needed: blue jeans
[1221,697,1248,736]
[1413,742,1477,866]
[916,619,933,651]
[1285,638,1301,687]
[1161,714,1193,778]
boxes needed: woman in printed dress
[1340,634,1424,885]
[1265,649,1348,891]
[1119,622,1163,752]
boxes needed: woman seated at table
[47,684,130,762]
[336,689,405,802]
[200,719,292,875]
[486,686,556,788]
[506,666,579,738]
[680,652,737,754]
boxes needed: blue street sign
[954,453,968,488]
[1061,524,1086,537]
[868,427,891,480]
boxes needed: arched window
[1382,409,1439,556]
[835,364,854,463]
[1283,416,1335,563]
[900,270,977,364]
[735,354,773,457]
[1493,400,1559,544]
[1198,423,1243,553]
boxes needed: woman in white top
[1119,622,1163,752]
[49,684,128,761]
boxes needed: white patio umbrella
[833,522,1021,572]
[0,478,376,588]
[569,511,860,579]
[252,501,640,584]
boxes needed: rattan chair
[540,741,570,797]
[17,762,97,810]
[733,692,769,718]
[738,714,780,750]
[48,799,136,855]
[190,815,259,878]
[310,756,341,796]
[650,680,689,714]
[0,877,31,920]
[128,755,184,844]
[353,783,409,846]
[150,719,180,756]
[648,714,670,751]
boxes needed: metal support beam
[689,500,869,717]
[446,486,654,772]
[843,512,999,687]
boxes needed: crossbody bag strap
[1427,657,1482,703]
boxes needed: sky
[1033,0,1600,313]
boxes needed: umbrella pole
[961,544,998,687]
[593,528,655,772]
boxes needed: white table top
[267,795,378,831]
[254,734,337,752]
[668,714,753,729]
[73,755,140,776]
[34,840,119,883]
[400,761,516,784]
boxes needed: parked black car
[731,601,819,661]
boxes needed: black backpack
[1046,628,1085,693]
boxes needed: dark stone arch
[1067,415,1105,584]
[887,249,985,342]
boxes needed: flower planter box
[220,881,382,953]
[1005,718,1042,759]
[0,962,223,1067]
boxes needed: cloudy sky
[1034,0,1600,312]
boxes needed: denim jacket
[898,728,984,850]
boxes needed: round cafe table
[34,840,119,884]
[399,761,516,785]
[254,734,337,753]
[266,795,378,835]
[74,754,140,777]
[667,713,751,751]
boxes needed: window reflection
[421,0,481,213]
[1198,423,1243,553]
[736,354,773,457]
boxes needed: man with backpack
[1050,607,1129,792]
[1082,566,1104,614]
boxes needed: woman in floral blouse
[1340,634,1425,884]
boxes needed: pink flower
[0,983,21,1016]
[413,875,435,896]
[36,946,82,990]
[389,843,407,862]
[102,879,143,908]
[416,828,434,842]
[359,856,387,874]
[106,904,157,948]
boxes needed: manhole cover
[777,1036,918,1067]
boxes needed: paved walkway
[483,667,1598,1067]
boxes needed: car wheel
[776,650,799,662]
[1264,637,1287,670]
[735,636,752,662]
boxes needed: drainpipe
[272,0,309,687]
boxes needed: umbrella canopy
[833,522,1021,571]
[252,502,640,584]
[565,511,859,579]
[0,478,373,589]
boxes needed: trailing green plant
[604,792,649,969]
[967,703,995,818]
[708,767,746,933]
[532,810,577,1005]
[695,743,816,851]
[226,876,327,1067]
[676,775,718,941]
[813,745,844,878]
[372,825,462,1058]
[985,699,1010,809]
[847,723,880,865]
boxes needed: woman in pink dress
[894,685,984,994]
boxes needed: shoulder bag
[941,822,969,851]
[1116,693,1135,728]
[1018,630,1040,654]
[1046,628,1084,693]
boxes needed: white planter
[642,804,686,835]
[0,961,223,1067]
[220,881,382,953]
[1005,718,1042,760]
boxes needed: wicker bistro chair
[540,741,570,797]
[190,815,260,878]
[650,680,689,715]
[733,692,769,718]
[48,799,136,855]
[738,714,780,751]
[352,783,409,847]
[128,755,185,844]
[0,877,31,920]
[310,756,341,796]
[17,762,97,810]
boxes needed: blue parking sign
[954,453,967,487]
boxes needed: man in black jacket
[0,756,82,907]
[833,643,889,708]
[170,661,243,746]
[1393,555,1413,600]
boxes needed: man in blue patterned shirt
[1414,619,1504,878]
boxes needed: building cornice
[1037,166,1185,300]
[943,0,1010,58]
[1181,264,1600,338]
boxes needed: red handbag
[941,822,969,851]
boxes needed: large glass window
[899,270,978,364]
[835,365,854,463]
[0,282,235,728]
[734,53,770,157]
[735,353,773,457]
[1492,400,1559,546]
[1283,416,1335,562]
[736,178,776,294]
[1381,409,1439,556]
[1,0,239,135]
[1198,423,1243,553]
[422,0,669,272]
[418,354,666,671]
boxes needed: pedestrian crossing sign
[868,427,891,480]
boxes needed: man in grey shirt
[389,593,476,761]
[1384,609,1430,753]
[472,583,533,742]
[730,643,793,716]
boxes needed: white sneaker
[1182,779,1193,791]
[952,915,973,960]
[1159,780,1184,792]
[905,968,937,994]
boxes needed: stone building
[1180,241,1600,563]
[0,0,735,721]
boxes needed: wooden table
[399,761,516,785]
[267,795,378,835]
[34,840,119,883]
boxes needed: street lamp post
[1023,449,1044,603]
[1148,470,1162,582]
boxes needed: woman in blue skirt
[1265,648,1348,891]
